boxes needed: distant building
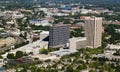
[12,13,24,19]
[49,24,70,48]
[91,7,112,14]
[0,59,4,67]
[106,44,120,50]
[115,29,120,33]
[29,19,52,26]
[80,6,92,14]
[84,17,102,48]
[0,32,9,38]
[0,11,4,17]
[70,25,80,29]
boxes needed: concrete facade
[69,37,77,51]
[84,17,102,48]
[76,37,87,49]
[69,37,87,50]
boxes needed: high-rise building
[49,24,70,48]
[84,17,102,48]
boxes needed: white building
[6,28,21,36]
[52,13,69,16]
[84,17,102,48]
[6,21,14,25]
[32,54,57,61]
[115,29,120,33]
[106,44,120,50]
[37,8,48,13]
[12,13,24,19]
[69,37,77,51]
[29,19,52,26]
[49,49,77,57]
[40,31,49,40]
[69,37,87,50]
[0,11,4,17]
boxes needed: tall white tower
[84,17,102,48]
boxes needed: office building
[49,24,70,48]
[84,17,102,48]
[69,37,87,50]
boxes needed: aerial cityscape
[0,0,120,72]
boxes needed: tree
[39,48,48,54]
[7,53,15,59]
[19,33,27,39]
[63,19,70,24]
[70,28,84,38]
[0,55,3,59]
[45,59,51,62]
[66,65,74,72]
[39,11,45,19]
[77,63,87,70]
[74,69,80,72]
[113,49,120,56]
[15,51,24,59]
[89,69,96,72]
[115,65,120,72]
[104,24,120,44]
[2,19,7,25]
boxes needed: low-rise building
[115,29,120,33]
[106,44,120,50]
[49,49,77,57]
[12,13,24,19]
[29,19,52,26]
[69,37,87,50]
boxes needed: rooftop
[52,24,70,28]
[49,49,77,57]
[69,37,87,42]
[85,17,102,20]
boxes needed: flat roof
[30,19,43,21]
[76,37,87,42]
[49,49,77,56]
[85,17,102,20]
[51,24,70,28]
[69,37,87,42]
[40,31,49,35]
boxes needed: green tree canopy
[39,48,48,54]
[15,51,24,59]
[7,53,15,59]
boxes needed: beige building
[69,37,76,51]
[69,37,87,50]
[76,37,87,49]
[84,17,102,48]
